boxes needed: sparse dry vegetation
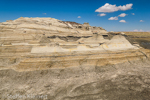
[124,32,150,37]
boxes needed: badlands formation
[0,17,150,100]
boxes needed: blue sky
[0,0,150,32]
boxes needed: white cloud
[133,29,144,32]
[118,4,133,11]
[43,13,47,15]
[77,16,81,18]
[119,20,126,23]
[95,3,133,13]
[133,29,138,32]
[132,13,135,15]
[140,20,144,22]
[96,3,119,12]
[139,29,143,32]
[98,13,106,16]
[133,29,150,32]
[118,13,127,17]
[108,17,118,20]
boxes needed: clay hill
[0,17,150,100]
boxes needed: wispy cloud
[140,20,144,22]
[133,29,144,32]
[133,29,138,32]
[108,17,118,20]
[77,16,81,18]
[95,3,133,13]
[131,13,135,15]
[43,13,47,15]
[118,13,127,17]
[139,29,144,31]
[98,13,106,16]
[119,20,126,23]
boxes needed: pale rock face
[0,17,107,36]
[102,35,135,50]
[0,17,138,53]
[121,32,125,35]
[0,17,142,70]
[31,34,137,53]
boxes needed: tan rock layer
[0,48,149,72]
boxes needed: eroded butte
[0,17,150,100]
[0,17,149,71]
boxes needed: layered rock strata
[0,17,150,100]
[0,17,149,72]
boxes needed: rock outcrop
[0,17,149,71]
[0,17,150,100]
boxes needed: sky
[0,0,150,32]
